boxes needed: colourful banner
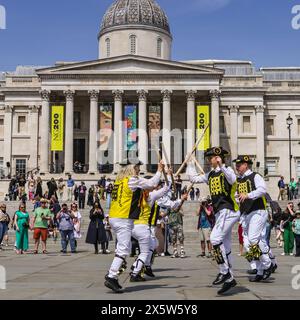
[51,106,64,151]
[124,105,137,151]
[148,105,161,141]
[99,104,113,151]
[197,105,210,151]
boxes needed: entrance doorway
[73,139,86,173]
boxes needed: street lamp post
[286,114,293,182]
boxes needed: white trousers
[145,226,158,267]
[210,209,241,279]
[241,210,272,275]
[242,222,277,270]
[132,224,151,275]
[108,218,134,279]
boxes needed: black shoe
[164,251,171,256]
[212,272,231,285]
[104,277,123,293]
[105,274,122,289]
[249,274,264,282]
[217,279,237,295]
[247,269,257,275]
[263,265,273,280]
[130,274,146,282]
[144,266,155,278]
[271,264,278,273]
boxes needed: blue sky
[0,0,299,71]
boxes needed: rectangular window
[17,116,27,133]
[15,159,26,175]
[266,160,277,175]
[0,118,3,138]
[266,119,274,136]
[243,116,251,133]
[298,119,300,136]
[74,111,81,130]
[220,116,225,134]
[0,157,3,178]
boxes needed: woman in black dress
[85,201,107,254]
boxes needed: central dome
[99,0,171,37]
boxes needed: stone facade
[0,0,300,199]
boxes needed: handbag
[282,219,290,229]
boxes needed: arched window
[105,38,111,58]
[129,35,137,55]
[157,38,162,58]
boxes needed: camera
[22,222,29,228]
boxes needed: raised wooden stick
[160,141,176,192]
[154,145,169,186]
[192,155,205,175]
[174,124,209,177]
[176,182,195,213]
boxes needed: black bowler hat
[233,155,253,165]
[118,159,144,166]
[204,147,229,158]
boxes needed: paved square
[0,235,299,300]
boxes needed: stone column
[161,89,172,163]
[137,90,148,172]
[255,105,266,173]
[88,90,99,174]
[3,105,13,176]
[29,105,40,171]
[210,89,221,147]
[228,105,239,161]
[64,90,75,174]
[40,90,50,174]
[112,90,124,172]
[186,90,197,152]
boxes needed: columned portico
[255,105,266,173]
[64,90,75,174]
[186,90,197,152]
[161,89,172,163]
[210,89,221,147]
[40,90,50,174]
[228,105,239,161]
[137,89,148,172]
[112,90,124,172]
[88,90,99,174]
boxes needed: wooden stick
[176,182,195,212]
[160,141,176,192]
[192,155,205,175]
[174,124,209,177]
[154,145,169,186]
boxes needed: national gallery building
[0,0,300,194]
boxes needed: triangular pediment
[36,55,224,75]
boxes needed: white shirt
[238,169,267,200]
[146,178,181,210]
[187,162,236,186]
[128,171,161,192]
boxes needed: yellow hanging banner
[51,106,64,151]
[196,105,210,151]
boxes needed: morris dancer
[186,147,240,295]
[104,159,164,293]
[233,155,274,282]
